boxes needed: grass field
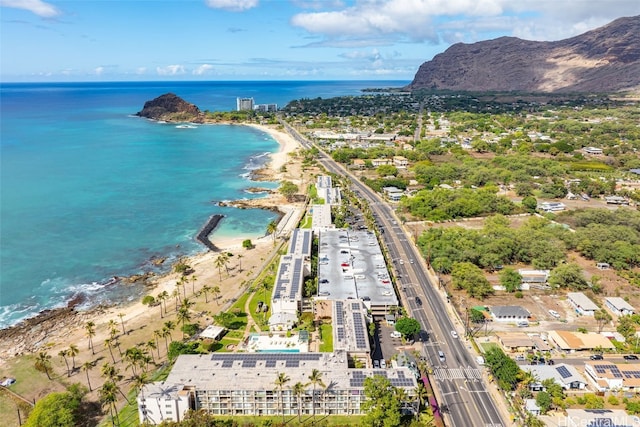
[318,323,333,353]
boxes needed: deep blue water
[0,80,407,328]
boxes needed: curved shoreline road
[281,119,507,427]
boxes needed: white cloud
[0,0,60,18]
[93,67,104,76]
[291,0,639,45]
[193,64,214,75]
[136,67,147,75]
[205,0,259,12]
[156,65,186,76]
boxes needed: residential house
[547,330,615,352]
[496,332,536,353]
[371,158,392,167]
[351,159,366,169]
[538,202,566,212]
[605,297,636,317]
[382,186,404,202]
[522,363,588,390]
[392,156,409,168]
[490,306,530,322]
[524,399,541,416]
[567,292,598,316]
[583,147,604,155]
[585,362,640,392]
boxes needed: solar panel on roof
[556,366,572,379]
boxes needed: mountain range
[406,15,640,94]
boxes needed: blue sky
[1,0,638,82]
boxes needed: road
[281,119,507,427]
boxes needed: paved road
[280,119,507,427]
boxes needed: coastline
[0,122,304,366]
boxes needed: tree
[536,391,552,415]
[377,164,398,177]
[24,387,84,427]
[499,268,522,293]
[394,317,421,338]
[267,220,278,244]
[484,347,522,391]
[67,344,79,371]
[118,312,127,335]
[451,262,494,299]
[361,375,402,427]
[275,372,290,423]
[200,284,212,303]
[85,321,96,355]
[212,285,221,305]
[549,263,588,290]
[595,309,613,333]
[242,239,254,249]
[59,349,71,377]
[308,368,325,420]
[82,361,94,391]
[522,195,538,213]
[176,307,192,339]
[104,338,117,364]
[214,254,228,280]
[99,380,120,427]
[35,352,53,380]
[292,382,306,421]
[279,180,299,201]
[237,254,244,272]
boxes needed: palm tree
[158,290,169,315]
[131,372,150,423]
[214,254,226,280]
[104,338,117,363]
[118,312,127,335]
[108,319,119,339]
[153,329,163,357]
[178,276,187,300]
[212,285,221,305]
[274,372,290,423]
[292,382,306,421]
[190,274,197,295]
[172,288,181,311]
[59,349,71,377]
[201,284,212,303]
[101,363,129,403]
[267,220,278,244]
[85,321,96,354]
[124,347,144,377]
[161,327,172,353]
[82,360,94,391]
[99,380,120,427]
[145,340,157,364]
[34,351,52,380]
[307,368,325,419]
[68,343,79,371]
[164,320,176,342]
[237,254,244,272]
[176,307,191,339]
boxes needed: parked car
[549,310,561,319]
[1,378,16,387]
[380,359,387,369]
[624,355,639,360]
[373,359,380,368]
[547,359,555,365]
[319,279,329,284]
[390,331,402,339]
[590,354,604,360]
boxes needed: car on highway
[590,354,604,360]
[451,330,459,339]
[410,259,414,264]
[624,355,639,360]
[415,296,422,306]
[399,259,404,265]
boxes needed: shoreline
[0,122,303,364]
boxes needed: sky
[1,0,638,82]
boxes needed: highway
[281,119,507,427]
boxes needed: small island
[136,93,203,123]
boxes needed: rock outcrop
[406,15,640,94]
[136,93,203,122]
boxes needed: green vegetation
[394,317,421,338]
[318,323,333,353]
[483,347,522,391]
[24,384,87,427]
[360,375,403,427]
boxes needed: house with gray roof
[567,292,599,316]
[522,363,587,391]
[605,297,636,317]
[490,306,530,322]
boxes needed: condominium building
[138,352,418,423]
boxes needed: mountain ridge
[406,16,640,94]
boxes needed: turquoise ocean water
[0,80,407,328]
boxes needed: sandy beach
[0,122,313,416]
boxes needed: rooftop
[567,292,599,311]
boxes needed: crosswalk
[432,367,482,381]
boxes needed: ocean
[0,80,408,328]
